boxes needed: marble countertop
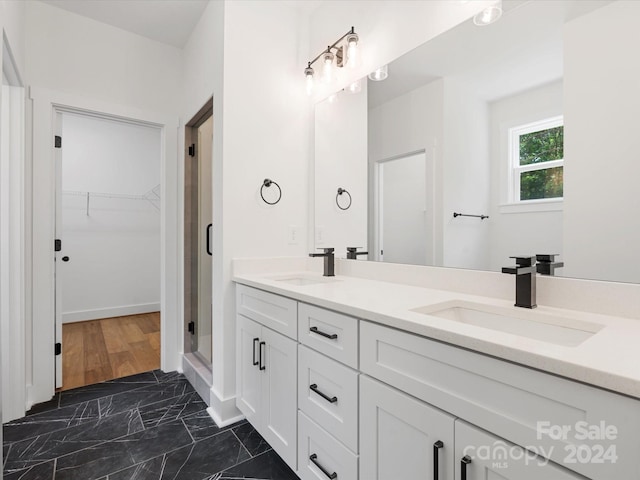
[233,270,640,400]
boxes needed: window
[509,116,563,203]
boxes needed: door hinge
[188,144,196,157]
[55,239,62,252]
[55,136,62,148]
[55,343,62,356]
[187,321,195,335]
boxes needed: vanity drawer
[298,345,359,452]
[298,303,358,368]
[298,411,358,480]
[236,284,297,339]
[360,321,640,480]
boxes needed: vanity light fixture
[473,1,503,26]
[304,26,360,95]
[368,64,388,82]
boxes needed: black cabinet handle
[310,326,337,340]
[259,341,266,371]
[309,384,337,403]
[433,440,443,480]
[206,224,212,256]
[309,454,337,479]
[62,256,70,262]
[461,455,472,480]
[252,338,259,366]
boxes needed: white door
[360,375,455,480]
[235,314,262,424]
[54,111,64,389]
[377,151,431,265]
[454,421,586,480]
[260,326,298,469]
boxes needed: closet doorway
[54,111,162,390]
[184,99,213,372]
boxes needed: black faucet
[536,254,564,276]
[309,248,335,277]
[346,247,368,260]
[502,256,537,309]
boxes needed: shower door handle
[206,224,212,256]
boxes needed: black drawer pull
[310,326,337,340]
[461,455,472,480]
[309,384,337,403]
[309,453,337,479]
[259,341,266,371]
[433,440,443,480]
[252,338,259,366]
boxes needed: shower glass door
[184,104,213,368]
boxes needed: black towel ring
[260,178,282,205]
[336,188,352,210]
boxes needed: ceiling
[40,0,210,48]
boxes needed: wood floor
[61,312,161,391]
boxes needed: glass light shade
[305,67,314,96]
[327,93,338,104]
[473,5,502,26]
[322,52,335,84]
[346,79,362,94]
[368,64,389,82]
[346,33,359,69]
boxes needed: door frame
[183,98,213,361]
[30,87,180,407]
[373,149,434,264]
[1,47,26,421]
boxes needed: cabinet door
[360,375,455,480]
[454,421,585,480]
[236,315,262,424]
[261,326,298,469]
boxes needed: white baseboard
[209,383,243,427]
[62,303,160,323]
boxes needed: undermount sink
[411,300,604,347]
[272,275,339,286]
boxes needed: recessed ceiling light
[368,65,389,82]
[473,5,503,26]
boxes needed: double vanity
[233,258,640,480]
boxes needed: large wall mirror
[314,0,640,284]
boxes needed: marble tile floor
[2,370,299,480]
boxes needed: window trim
[508,115,564,204]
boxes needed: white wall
[60,113,161,323]
[488,81,563,272]
[218,0,311,419]
[368,79,443,264]
[26,1,182,405]
[564,0,640,283]
[25,1,182,113]
[441,77,491,271]
[315,85,368,256]
[1,0,26,78]
[180,0,312,423]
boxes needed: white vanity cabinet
[454,421,586,480]
[234,281,640,480]
[297,303,360,480]
[360,321,640,480]
[235,286,298,469]
[360,375,455,480]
